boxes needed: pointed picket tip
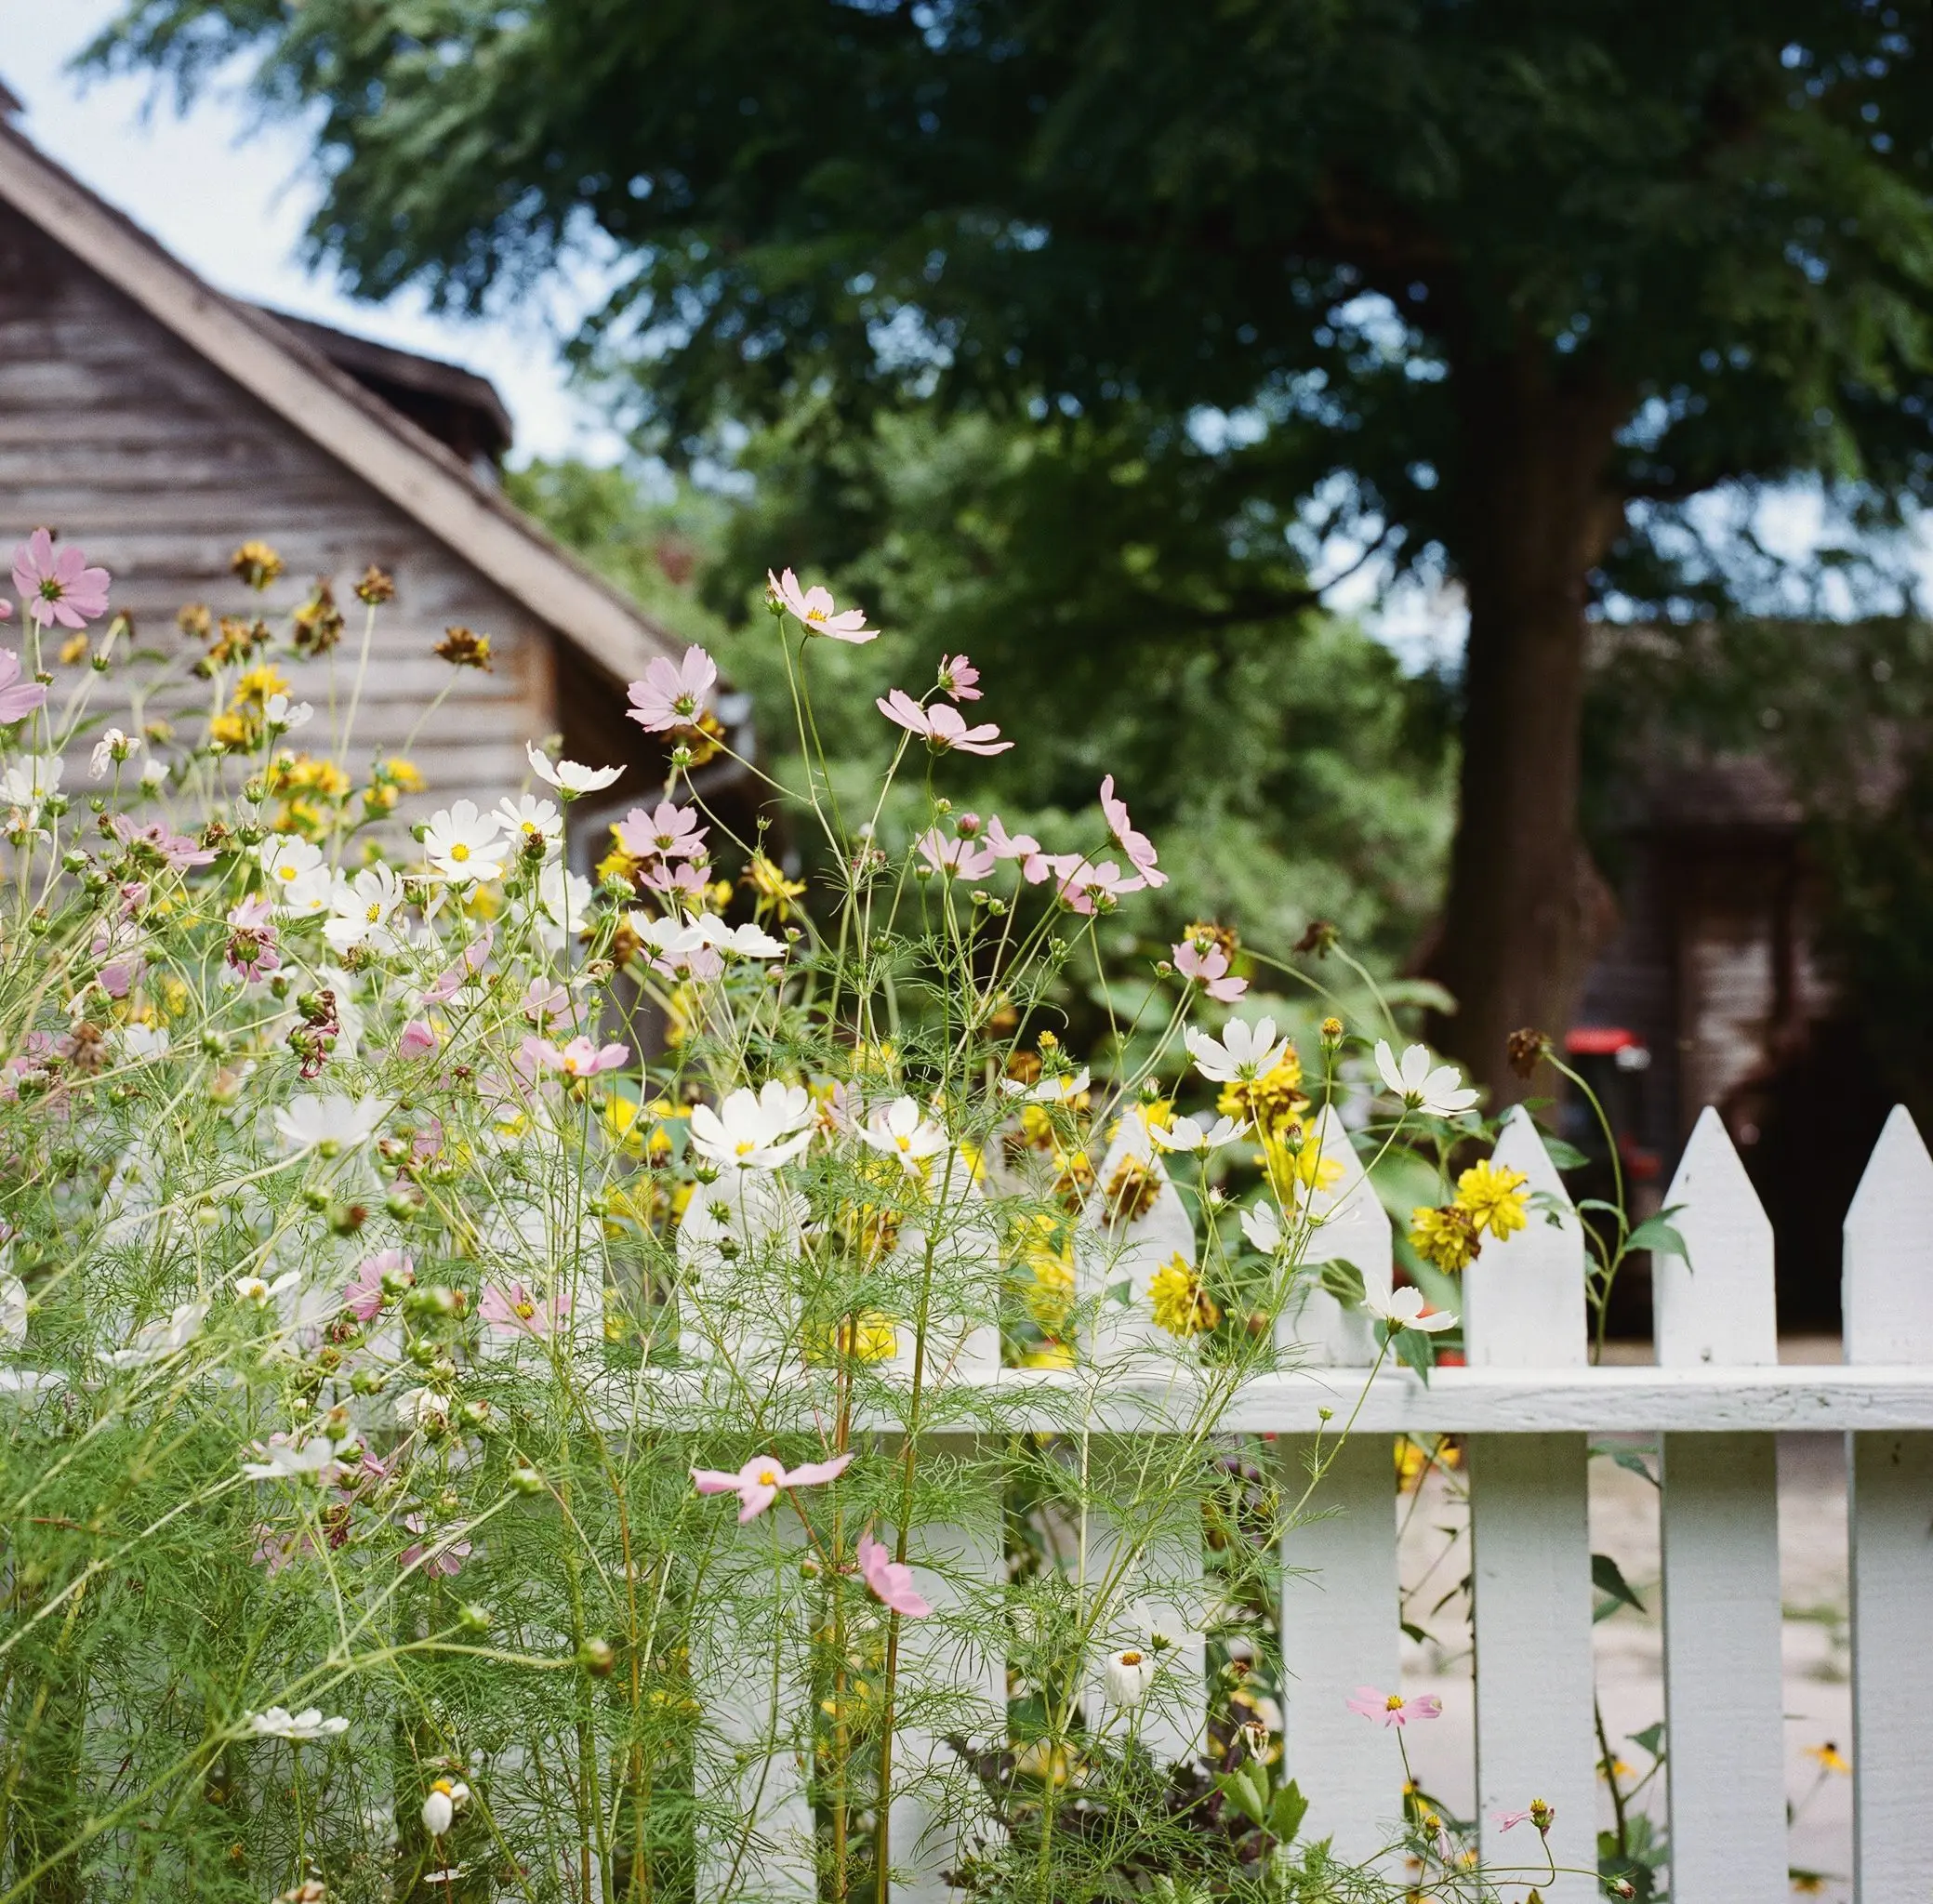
[1278,1104,1384,1368]
[1654,1106,1777,1368]
[1463,1106,1587,1368]
[1844,1104,1933,1366]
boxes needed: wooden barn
[0,98,725,842]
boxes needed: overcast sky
[0,0,621,462]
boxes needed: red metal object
[1565,1025,1640,1055]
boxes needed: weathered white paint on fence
[1278,1430,1399,1864]
[1844,1104,1933,1903]
[1463,1109,1595,1902]
[1658,1113,1787,1904]
[1278,1104,1387,1367]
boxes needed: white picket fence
[701,1099,1933,1904]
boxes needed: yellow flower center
[1119,1650,1143,1666]
[450,842,470,863]
[275,865,297,882]
[514,1300,535,1320]
[736,1139,756,1156]
[1385,1694,1404,1711]
[365,902,382,921]
[757,1466,780,1486]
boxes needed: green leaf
[1399,1620,1431,1645]
[1393,1325,1436,1383]
[1104,1279,1132,1307]
[1317,1259,1365,1307]
[1540,1136,1592,1170]
[1607,1447,1659,1487]
[1216,1763,1268,1827]
[1267,1778,1309,1845]
[1592,1552,1647,1614]
[1628,1721,1665,1759]
[1624,1217,1689,1262]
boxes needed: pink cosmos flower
[856,1530,932,1619]
[616,800,707,861]
[423,926,494,1005]
[876,689,1013,756]
[915,826,997,881]
[519,1034,630,1078]
[1345,1686,1442,1728]
[1055,858,1146,915]
[1173,939,1247,1002]
[637,856,708,901]
[983,815,1058,883]
[343,1250,412,1323]
[691,1451,854,1524]
[0,648,46,726]
[1098,775,1167,889]
[0,600,10,621]
[480,1280,572,1339]
[766,567,879,643]
[111,815,216,871]
[224,893,281,983]
[522,977,570,1024]
[936,653,981,701]
[12,531,111,630]
[398,1019,439,1059]
[627,644,719,732]
[400,1514,472,1577]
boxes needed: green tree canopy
[92,0,1933,1088]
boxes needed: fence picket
[1463,1107,1595,1901]
[1278,1107,1399,1859]
[1843,1104,1933,1902]
[1656,1109,1786,1903]
[888,1438,1006,1902]
[1078,1116,1209,1768]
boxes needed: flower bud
[576,1637,616,1677]
[457,1603,492,1633]
[510,1462,545,1497]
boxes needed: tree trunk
[1426,349,1627,1104]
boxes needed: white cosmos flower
[1103,1646,1156,1705]
[689,1082,814,1171]
[2,753,62,817]
[999,1066,1091,1103]
[1364,1285,1457,1333]
[323,862,405,954]
[536,863,593,946]
[422,800,508,882]
[1184,1016,1291,1085]
[496,792,563,856]
[1,1270,28,1347]
[264,693,313,732]
[421,1777,470,1836]
[856,1096,949,1176]
[89,728,139,777]
[101,1300,209,1368]
[241,1433,343,1483]
[629,911,787,962]
[273,1092,388,1156]
[118,1023,171,1063]
[1373,1040,1480,1117]
[138,757,168,791]
[525,742,623,797]
[1239,1202,1283,1254]
[1149,1113,1248,1155]
[247,1706,350,1742]
[258,834,333,916]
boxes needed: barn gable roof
[0,116,676,687]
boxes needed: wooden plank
[1463,1112,1595,1898]
[886,1441,1005,1903]
[1653,1107,1777,1368]
[1277,1430,1399,1863]
[1656,1114,1783,1901]
[1277,1104,1385,1367]
[1467,1435,1595,1902]
[1658,1432,1788,1902]
[1843,1106,1933,1902]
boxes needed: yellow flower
[1217,1052,1305,1136]
[1455,1158,1529,1240]
[807,1311,900,1365]
[1803,1740,1850,1776]
[1410,1203,1481,1273]
[1012,1214,1076,1335]
[1261,1117,1343,1209]
[744,853,808,920]
[231,539,285,590]
[1149,1256,1219,1338]
[1102,1156,1161,1225]
[232,664,290,713]
[59,632,89,667]
[207,710,255,748]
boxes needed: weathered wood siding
[0,199,563,816]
